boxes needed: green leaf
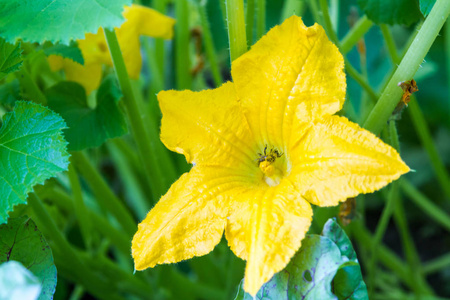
[419,0,436,17]
[0,261,41,300]
[0,0,132,44]
[235,219,368,300]
[0,101,69,224]
[46,76,128,151]
[322,219,368,299]
[0,38,22,80]
[0,217,56,300]
[44,44,84,65]
[357,0,422,25]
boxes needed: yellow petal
[78,29,112,66]
[116,5,175,78]
[288,115,410,206]
[62,59,102,95]
[132,165,245,270]
[122,5,175,40]
[225,181,312,296]
[158,82,256,170]
[232,16,345,149]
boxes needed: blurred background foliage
[1,0,449,299]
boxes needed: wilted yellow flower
[48,5,175,94]
[132,16,409,295]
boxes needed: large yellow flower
[132,16,409,295]
[49,5,175,94]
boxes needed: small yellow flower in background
[132,16,409,296]
[48,5,175,94]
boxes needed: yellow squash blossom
[48,5,175,94]
[132,16,409,295]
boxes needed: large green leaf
[0,261,41,300]
[0,0,131,44]
[44,43,84,65]
[46,77,128,151]
[358,0,422,25]
[322,219,368,299]
[0,217,56,300]
[0,37,22,80]
[0,101,69,224]
[235,219,368,300]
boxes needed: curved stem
[340,15,373,54]
[363,0,450,134]
[104,28,167,200]
[226,0,248,62]
[256,0,266,40]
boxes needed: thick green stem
[226,0,248,62]
[307,0,322,26]
[401,180,450,232]
[67,162,93,251]
[199,2,223,87]
[104,28,167,200]
[256,0,266,40]
[281,0,305,21]
[339,16,373,54]
[408,97,450,200]
[246,0,255,46]
[363,0,450,135]
[319,0,338,44]
[380,24,400,64]
[175,0,192,89]
[71,152,136,236]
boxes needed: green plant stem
[107,142,149,220]
[71,152,136,236]
[351,223,414,291]
[388,122,433,295]
[363,0,450,135]
[199,2,223,87]
[28,194,122,300]
[77,251,152,298]
[67,162,93,251]
[40,187,131,255]
[367,129,401,296]
[226,0,248,62]
[319,0,338,44]
[408,97,450,200]
[423,252,450,275]
[401,180,450,232]
[281,0,305,21]
[256,0,266,40]
[103,28,166,200]
[246,0,255,46]
[380,24,400,64]
[344,58,379,103]
[153,0,167,78]
[307,0,322,26]
[446,16,450,114]
[175,0,192,89]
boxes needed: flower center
[257,146,285,186]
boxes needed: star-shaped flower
[48,4,175,94]
[132,16,409,295]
